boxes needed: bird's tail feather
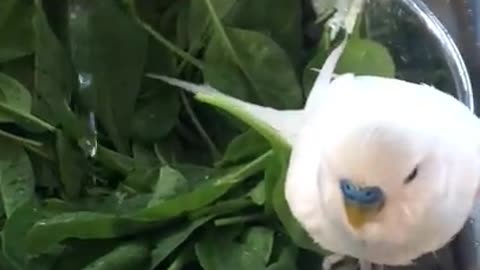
[152,75,300,147]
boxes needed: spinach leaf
[80,241,150,270]
[196,225,268,270]
[225,0,302,64]
[149,216,213,269]
[0,73,32,121]
[205,27,303,110]
[0,139,35,217]
[0,0,34,63]
[56,131,88,199]
[303,38,395,93]
[2,202,44,269]
[67,0,148,154]
[216,129,270,167]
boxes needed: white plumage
[157,38,480,268]
[285,73,480,265]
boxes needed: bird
[154,37,480,270]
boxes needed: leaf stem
[203,0,240,64]
[132,16,204,70]
[214,213,265,226]
[95,145,135,174]
[189,198,254,220]
[0,129,54,160]
[202,0,264,104]
[179,91,221,160]
[0,102,56,132]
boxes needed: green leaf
[266,245,298,270]
[0,102,55,132]
[195,226,267,270]
[33,0,74,119]
[67,0,148,154]
[336,38,395,76]
[216,129,270,167]
[131,87,180,142]
[0,140,35,217]
[0,73,32,122]
[0,0,34,63]
[124,166,159,192]
[164,245,196,270]
[56,131,88,199]
[51,239,122,270]
[149,216,213,269]
[25,212,154,255]
[225,0,302,64]
[131,27,180,143]
[0,236,16,270]
[244,226,274,264]
[248,180,266,206]
[96,145,135,175]
[205,27,303,110]
[2,202,44,269]
[26,152,270,254]
[33,0,85,139]
[136,151,271,220]
[303,38,395,93]
[80,241,150,270]
[148,166,189,206]
[187,0,236,49]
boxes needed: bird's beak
[339,180,385,229]
[344,203,383,229]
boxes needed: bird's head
[285,116,479,263]
[284,75,480,264]
[320,123,439,236]
[328,121,479,258]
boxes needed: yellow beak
[344,203,382,229]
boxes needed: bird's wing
[154,75,303,148]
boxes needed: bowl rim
[402,0,475,111]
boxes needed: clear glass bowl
[356,0,477,269]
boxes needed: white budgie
[155,36,480,270]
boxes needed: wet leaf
[2,202,44,269]
[195,226,267,270]
[56,131,88,199]
[0,139,35,217]
[33,0,85,140]
[25,212,154,255]
[67,0,148,153]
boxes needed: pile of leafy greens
[0,0,397,269]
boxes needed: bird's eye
[404,166,418,184]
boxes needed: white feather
[155,75,304,145]
[285,73,480,266]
